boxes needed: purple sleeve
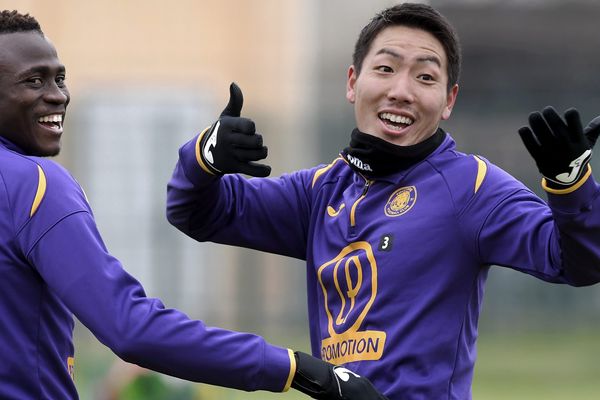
[545,176,600,285]
[166,134,312,259]
[27,211,295,391]
[460,161,600,286]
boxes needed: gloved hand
[518,107,600,190]
[291,351,388,400]
[198,82,271,177]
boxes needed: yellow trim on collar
[30,165,47,217]
[282,349,296,392]
[542,165,592,194]
[195,126,215,175]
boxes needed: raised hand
[198,83,271,177]
[518,107,593,190]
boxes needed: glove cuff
[291,351,334,398]
[283,349,297,392]
[542,164,592,194]
[195,125,221,175]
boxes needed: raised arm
[166,84,313,258]
[515,107,600,285]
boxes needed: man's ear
[442,84,459,120]
[346,65,358,104]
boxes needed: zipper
[349,179,372,227]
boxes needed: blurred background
[2,0,600,398]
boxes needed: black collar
[341,128,445,178]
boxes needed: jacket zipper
[349,179,372,227]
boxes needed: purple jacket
[0,137,294,399]
[167,131,600,400]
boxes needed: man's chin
[43,148,61,157]
[31,145,61,158]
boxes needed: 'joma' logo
[346,154,373,172]
[554,149,591,184]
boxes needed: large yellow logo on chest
[317,242,386,364]
[384,185,417,217]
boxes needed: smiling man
[0,10,388,400]
[346,24,458,147]
[0,33,67,156]
[166,3,600,400]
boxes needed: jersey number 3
[379,234,393,251]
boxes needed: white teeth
[38,114,63,123]
[379,112,413,125]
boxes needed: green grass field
[75,328,600,399]
[472,330,600,400]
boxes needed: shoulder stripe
[30,164,47,217]
[312,157,344,188]
[473,155,487,194]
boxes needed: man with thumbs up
[166,3,600,400]
[0,9,388,400]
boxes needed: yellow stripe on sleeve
[30,165,47,217]
[282,349,296,392]
[473,156,487,194]
[195,126,215,174]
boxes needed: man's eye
[29,77,43,85]
[56,75,66,87]
[419,74,434,82]
[376,65,393,73]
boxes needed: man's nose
[387,74,415,104]
[44,82,69,104]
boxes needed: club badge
[384,186,417,217]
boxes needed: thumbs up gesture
[198,83,271,177]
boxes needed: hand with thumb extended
[198,83,271,177]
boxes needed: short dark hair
[352,3,461,91]
[0,10,43,35]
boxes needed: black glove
[198,82,271,177]
[518,107,600,190]
[291,351,388,400]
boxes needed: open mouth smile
[38,113,63,132]
[379,112,413,131]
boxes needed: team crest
[384,186,417,217]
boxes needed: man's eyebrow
[375,48,442,68]
[416,55,441,68]
[16,64,66,78]
[375,48,402,59]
